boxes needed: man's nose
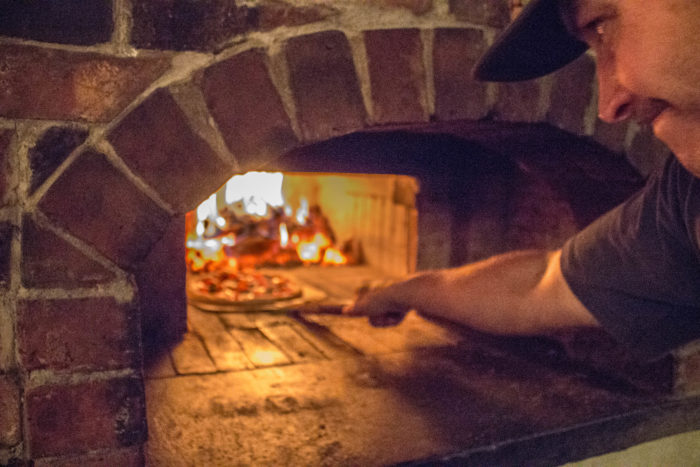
[597,64,634,123]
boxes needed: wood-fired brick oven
[1,0,693,465]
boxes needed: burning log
[186,172,356,308]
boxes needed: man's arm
[343,249,599,334]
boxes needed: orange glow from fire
[186,172,350,272]
[323,247,348,265]
[297,232,330,263]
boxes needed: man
[343,0,700,360]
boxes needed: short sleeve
[561,157,700,359]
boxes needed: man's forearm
[348,249,599,335]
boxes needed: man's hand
[342,280,410,327]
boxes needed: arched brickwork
[98,26,600,223]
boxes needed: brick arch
[103,25,571,220]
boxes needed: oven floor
[144,266,468,465]
[143,266,679,466]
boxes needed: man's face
[569,0,700,174]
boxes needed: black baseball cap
[472,0,588,82]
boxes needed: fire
[297,232,329,262]
[323,247,348,265]
[186,171,351,273]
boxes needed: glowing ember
[186,171,352,273]
[323,247,348,265]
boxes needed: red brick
[258,2,338,29]
[29,126,89,195]
[38,150,170,269]
[285,31,367,141]
[33,446,144,467]
[0,130,12,203]
[18,298,139,372]
[131,0,254,51]
[366,0,433,15]
[1,453,31,466]
[0,222,12,287]
[21,215,116,289]
[0,44,169,122]
[433,28,488,121]
[201,49,299,171]
[138,215,187,353]
[0,0,113,46]
[109,88,233,213]
[26,377,146,458]
[494,80,542,122]
[449,0,510,27]
[364,29,427,124]
[547,54,595,135]
[0,375,21,447]
[132,0,335,52]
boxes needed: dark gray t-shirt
[561,156,700,359]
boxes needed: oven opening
[185,170,418,315]
[165,167,423,374]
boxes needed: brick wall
[0,0,675,464]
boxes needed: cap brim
[472,0,588,82]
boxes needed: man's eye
[592,19,607,40]
[580,15,613,46]
[593,21,605,38]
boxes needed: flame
[296,197,309,224]
[225,171,284,217]
[186,235,227,272]
[323,247,348,265]
[279,222,289,248]
[296,233,349,265]
[296,232,330,263]
[186,171,351,272]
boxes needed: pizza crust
[187,269,304,312]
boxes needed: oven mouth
[137,125,667,466]
[183,169,419,315]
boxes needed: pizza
[188,268,303,311]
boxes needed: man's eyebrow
[558,0,583,37]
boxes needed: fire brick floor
[143,267,700,466]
